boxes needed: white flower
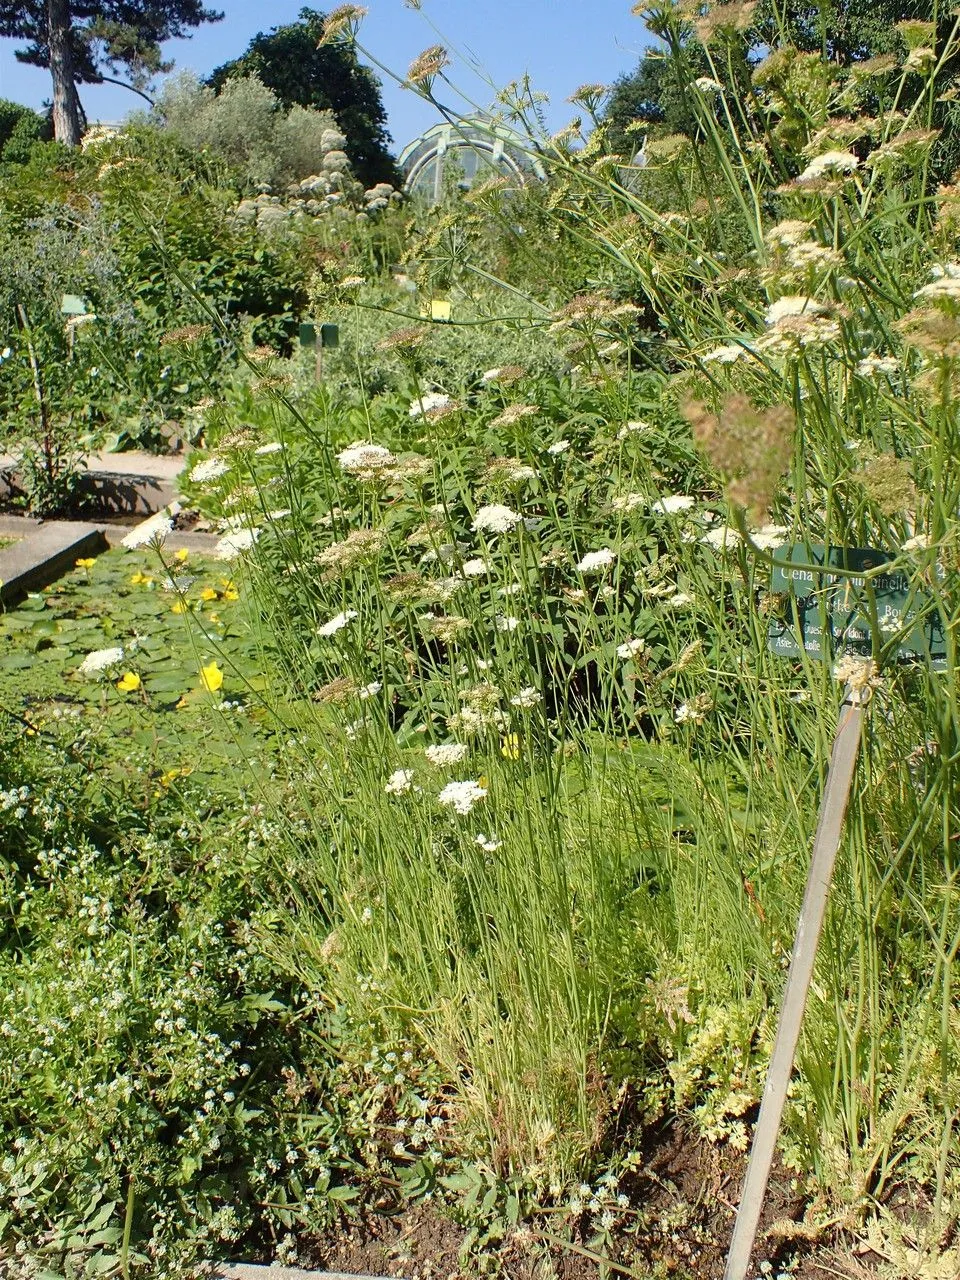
[473,504,521,534]
[856,354,899,377]
[765,295,826,326]
[576,548,616,573]
[78,646,124,675]
[703,343,746,364]
[616,638,646,660]
[651,495,696,515]
[798,150,859,182]
[701,525,742,551]
[255,441,284,455]
[475,833,501,852]
[409,391,452,417]
[510,687,541,708]
[425,743,469,767]
[337,441,396,478]
[358,681,382,700]
[495,615,520,632]
[265,508,292,521]
[189,456,229,484]
[547,440,571,455]
[214,528,259,558]
[385,769,417,795]
[461,558,489,577]
[438,779,487,815]
[121,512,173,549]
[694,76,724,93]
[902,533,930,552]
[318,609,358,636]
[0,347,11,359]
[481,367,502,382]
[665,592,694,608]
[749,524,790,550]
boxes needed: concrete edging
[0,520,108,606]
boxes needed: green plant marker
[298,322,317,349]
[59,294,88,316]
[319,323,339,348]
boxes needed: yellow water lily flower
[500,733,520,760]
[200,661,224,692]
[75,557,96,569]
[130,571,152,586]
[200,587,218,602]
[174,548,190,563]
[116,671,141,692]
[170,600,187,615]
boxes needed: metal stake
[723,683,868,1280]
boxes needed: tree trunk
[47,0,83,146]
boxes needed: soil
[292,1124,867,1280]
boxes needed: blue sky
[0,1,654,153]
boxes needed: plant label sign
[767,543,947,670]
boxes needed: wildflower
[214,528,260,558]
[694,76,724,93]
[797,151,859,182]
[78,646,124,675]
[480,364,525,384]
[651,495,696,515]
[422,613,471,642]
[666,591,695,608]
[121,512,173,550]
[902,533,929,552]
[160,323,212,346]
[255,441,284,455]
[75,557,96,569]
[473,504,521,534]
[490,404,540,428]
[485,456,538,483]
[171,601,187,614]
[174,548,190,563]
[200,662,224,692]
[616,638,646,660]
[684,393,794,522]
[200,587,218,601]
[833,655,883,693]
[319,4,368,44]
[385,768,416,795]
[701,525,742,551]
[547,440,570,454]
[612,492,646,513]
[337,441,396,479]
[749,524,789,550]
[857,354,900,377]
[315,528,386,573]
[437,779,487,815]
[189,457,229,484]
[476,833,500,852]
[501,733,520,760]
[425,743,469,767]
[116,671,141,693]
[313,676,358,704]
[407,44,449,86]
[495,615,520,632]
[764,220,813,249]
[409,391,456,419]
[318,609,359,637]
[378,326,428,353]
[510,687,541,708]
[577,548,616,573]
[674,693,713,724]
[765,296,826,326]
[703,343,747,364]
[461,558,490,577]
[358,681,382,700]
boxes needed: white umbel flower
[318,609,358,637]
[510,687,541,708]
[425,743,469,767]
[765,295,826,326]
[651,495,696,515]
[189,456,229,484]
[337,441,396,478]
[121,512,174,549]
[438,779,487,815]
[798,150,859,182]
[78,646,124,675]
[213,528,259,558]
[385,769,417,795]
[576,548,616,573]
[409,391,452,417]
[472,504,521,534]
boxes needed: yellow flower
[200,587,218,602]
[200,661,224,692]
[174,548,190,563]
[500,733,520,760]
[159,766,192,786]
[75,557,96,569]
[116,671,141,692]
[130,571,152,586]
[170,600,187,615]
[223,587,239,601]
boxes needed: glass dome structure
[399,118,545,203]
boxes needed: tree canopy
[0,0,223,144]
[208,7,398,189]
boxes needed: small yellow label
[430,299,452,322]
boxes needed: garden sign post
[724,543,945,1280]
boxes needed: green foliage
[0,96,49,166]
[207,7,399,188]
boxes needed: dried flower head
[160,323,212,346]
[313,676,359,704]
[855,454,917,516]
[315,527,386,575]
[319,4,368,45]
[407,44,449,86]
[490,404,540,427]
[377,325,428,353]
[683,393,795,522]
